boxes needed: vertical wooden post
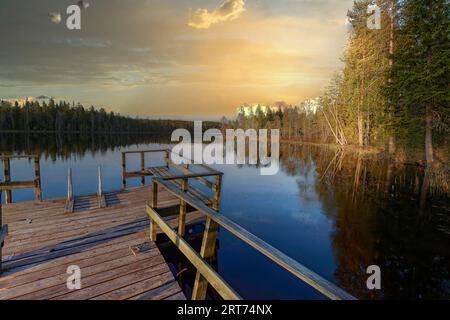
[140,152,145,186]
[121,153,127,190]
[164,150,170,168]
[150,181,158,242]
[178,179,188,236]
[212,175,222,211]
[34,156,42,201]
[192,217,219,300]
[3,158,11,204]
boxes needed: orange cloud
[188,0,245,29]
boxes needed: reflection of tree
[279,144,450,299]
[0,132,172,161]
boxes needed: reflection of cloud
[48,12,62,24]
[188,0,245,29]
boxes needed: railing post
[67,168,73,202]
[212,175,222,211]
[3,158,11,204]
[178,178,188,236]
[140,152,145,186]
[34,156,42,201]
[150,181,158,242]
[164,150,170,168]
[192,217,219,300]
[121,152,127,190]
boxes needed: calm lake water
[1,133,449,299]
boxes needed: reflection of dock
[0,149,356,300]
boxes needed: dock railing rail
[0,155,42,204]
[146,175,356,300]
[122,149,223,211]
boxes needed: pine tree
[389,0,449,164]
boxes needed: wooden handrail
[147,205,241,300]
[0,155,42,203]
[151,177,356,300]
[161,172,223,181]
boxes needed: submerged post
[3,158,11,204]
[34,156,42,201]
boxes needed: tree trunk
[425,104,434,164]
[358,111,364,147]
[388,1,396,155]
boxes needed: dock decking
[0,186,204,300]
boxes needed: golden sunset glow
[0,0,354,118]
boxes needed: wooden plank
[90,271,175,300]
[132,280,182,300]
[154,178,356,301]
[146,205,241,300]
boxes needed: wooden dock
[0,187,203,300]
[0,149,356,301]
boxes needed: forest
[229,0,449,167]
[0,99,195,134]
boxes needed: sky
[0,0,354,119]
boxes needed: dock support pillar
[192,217,219,300]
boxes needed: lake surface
[1,133,449,299]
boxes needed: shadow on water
[1,133,449,299]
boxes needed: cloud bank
[188,0,245,29]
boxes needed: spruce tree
[389,0,449,164]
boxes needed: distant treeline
[0,99,208,133]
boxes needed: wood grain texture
[0,186,191,300]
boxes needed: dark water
[1,133,449,300]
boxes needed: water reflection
[0,133,449,299]
[279,144,450,299]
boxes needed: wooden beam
[146,205,241,300]
[154,178,356,301]
[192,217,219,300]
[0,180,35,190]
[162,172,223,181]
